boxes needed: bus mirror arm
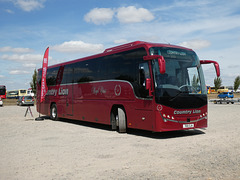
[143,55,166,74]
[200,60,220,77]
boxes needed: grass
[2,99,18,106]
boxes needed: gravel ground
[0,103,239,180]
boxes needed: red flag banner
[40,47,49,103]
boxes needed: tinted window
[73,48,146,82]
[25,96,33,100]
[61,65,73,84]
[38,48,148,98]
[46,67,59,86]
[74,60,101,83]
[39,67,63,86]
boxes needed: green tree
[192,74,199,89]
[30,69,37,96]
[233,76,240,92]
[214,77,222,92]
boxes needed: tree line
[214,76,240,92]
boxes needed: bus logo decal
[59,88,69,95]
[157,105,163,111]
[92,86,106,95]
[46,89,58,96]
[114,85,121,96]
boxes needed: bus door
[133,62,154,131]
[61,65,74,116]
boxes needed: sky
[0,0,240,90]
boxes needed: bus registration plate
[183,124,194,128]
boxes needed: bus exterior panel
[36,41,219,133]
[0,85,6,99]
[154,104,208,132]
[37,80,156,131]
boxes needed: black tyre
[50,104,58,120]
[111,107,127,133]
[118,108,126,133]
[111,111,117,130]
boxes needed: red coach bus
[0,85,6,99]
[36,41,220,133]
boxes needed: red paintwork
[0,85,6,99]
[155,104,208,132]
[36,41,210,132]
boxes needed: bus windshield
[150,47,207,108]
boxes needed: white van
[27,89,34,97]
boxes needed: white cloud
[5,9,14,14]
[84,8,115,25]
[0,75,5,78]
[13,0,45,12]
[84,6,154,25]
[22,63,36,68]
[117,6,154,24]
[9,70,30,75]
[178,39,211,50]
[51,41,104,54]
[0,46,34,53]
[1,54,43,62]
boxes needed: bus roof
[104,41,192,53]
[40,41,193,70]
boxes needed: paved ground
[0,103,240,180]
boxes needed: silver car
[17,96,34,106]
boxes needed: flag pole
[35,47,49,121]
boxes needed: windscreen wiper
[169,91,189,101]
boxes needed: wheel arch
[50,102,56,108]
[110,104,126,120]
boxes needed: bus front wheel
[111,107,127,133]
[50,104,58,121]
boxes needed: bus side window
[62,65,74,84]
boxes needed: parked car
[0,97,3,107]
[218,92,234,99]
[17,96,34,106]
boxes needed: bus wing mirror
[200,60,220,77]
[146,78,151,90]
[158,56,166,74]
[143,55,166,74]
[146,78,153,96]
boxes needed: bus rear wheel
[111,107,127,133]
[50,104,58,121]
